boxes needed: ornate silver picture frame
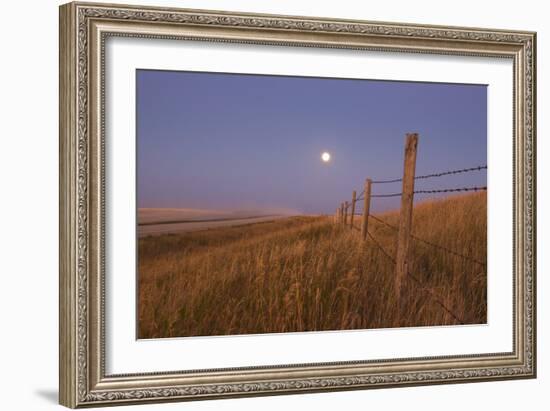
[59,1,536,408]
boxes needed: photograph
[136,70,488,339]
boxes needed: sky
[136,69,487,214]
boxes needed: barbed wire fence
[334,133,487,324]
[368,214,487,267]
[352,225,466,325]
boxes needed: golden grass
[138,192,486,338]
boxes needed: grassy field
[138,192,486,338]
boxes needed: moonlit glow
[321,152,331,162]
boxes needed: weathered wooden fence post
[395,133,419,302]
[343,201,349,226]
[361,179,372,241]
[340,202,345,224]
[335,207,339,224]
[350,190,356,228]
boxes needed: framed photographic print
[59,1,537,408]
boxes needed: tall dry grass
[138,192,486,338]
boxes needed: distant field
[138,208,299,237]
[138,192,486,338]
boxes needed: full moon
[321,152,331,162]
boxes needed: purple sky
[136,70,487,214]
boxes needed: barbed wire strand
[414,186,486,195]
[371,192,403,198]
[370,177,402,185]
[365,231,465,325]
[370,185,486,199]
[365,230,395,261]
[416,165,487,181]
[368,214,486,267]
[405,271,465,325]
[371,165,487,185]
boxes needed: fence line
[371,164,487,184]
[414,186,486,195]
[368,214,486,267]
[365,229,465,325]
[334,133,486,321]
[369,185,487,199]
[371,192,403,198]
